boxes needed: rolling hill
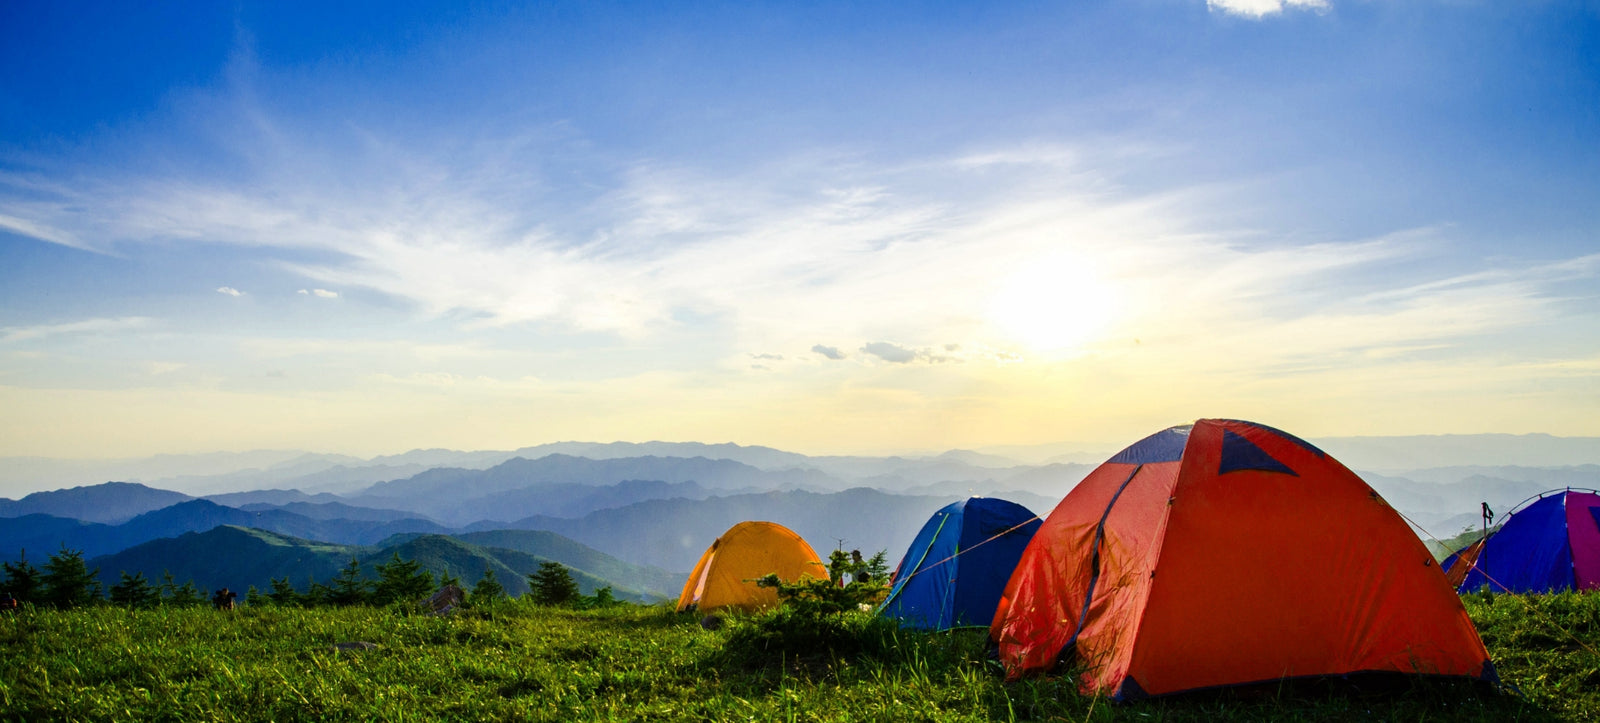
[89,525,681,602]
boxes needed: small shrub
[716,605,905,670]
[714,550,898,671]
[577,586,622,610]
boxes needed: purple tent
[1444,489,1600,594]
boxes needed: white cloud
[216,286,243,296]
[1207,0,1330,19]
[298,289,339,298]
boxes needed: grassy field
[1,592,1594,722]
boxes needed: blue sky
[1,1,1597,458]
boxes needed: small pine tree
[861,550,890,585]
[528,561,580,606]
[157,570,178,600]
[329,558,371,606]
[469,568,506,606]
[109,571,159,609]
[371,553,434,606]
[41,545,102,609]
[1,552,42,603]
[304,577,334,608]
[268,576,301,607]
[244,585,267,607]
[828,549,891,586]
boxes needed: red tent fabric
[990,419,1494,699]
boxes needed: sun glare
[988,253,1122,352]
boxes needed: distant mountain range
[1316,434,1600,472]
[475,487,1062,572]
[1,497,448,560]
[6,434,1599,498]
[351,454,836,525]
[4,437,1599,596]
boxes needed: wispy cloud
[0,212,85,250]
[812,344,846,360]
[1207,0,1330,19]
[0,98,1589,384]
[144,361,186,375]
[861,341,917,364]
[0,317,153,343]
[216,286,243,297]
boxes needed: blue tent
[878,497,1042,630]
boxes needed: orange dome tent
[990,419,1494,699]
[676,521,826,613]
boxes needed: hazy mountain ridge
[485,487,1052,572]
[234,501,432,523]
[8,434,1598,500]
[349,455,836,525]
[1317,435,1600,471]
[205,489,350,507]
[0,481,193,524]
[361,454,837,498]
[143,460,428,496]
[1389,464,1600,488]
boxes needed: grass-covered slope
[88,526,673,602]
[452,529,685,596]
[372,534,661,601]
[89,525,355,592]
[5,592,1592,722]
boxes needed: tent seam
[1058,463,1143,666]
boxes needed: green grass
[1,592,1593,722]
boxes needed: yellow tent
[676,521,826,613]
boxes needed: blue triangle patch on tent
[1222,419,1327,458]
[1218,430,1298,476]
[1108,425,1191,465]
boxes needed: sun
[987,252,1122,352]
